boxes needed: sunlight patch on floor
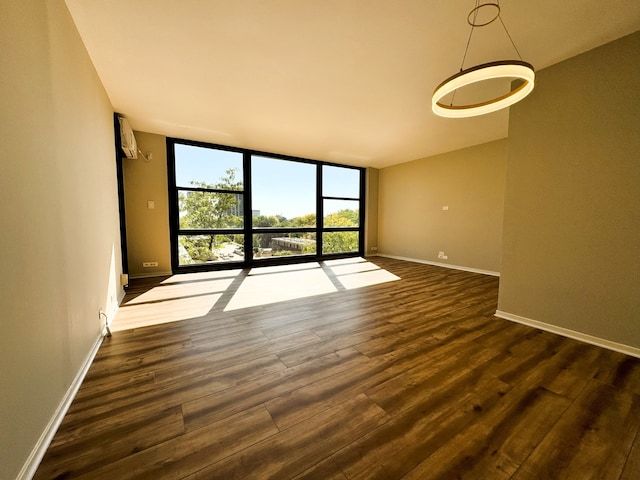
[223,263,337,311]
[159,269,242,285]
[333,267,401,290]
[111,293,223,331]
[125,277,237,305]
[112,270,242,330]
[111,258,401,330]
[247,262,322,275]
[325,257,401,290]
[326,261,381,275]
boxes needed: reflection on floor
[111,257,399,332]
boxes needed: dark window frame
[167,137,365,272]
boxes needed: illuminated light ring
[431,60,535,118]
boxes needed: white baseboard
[129,271,173,280]
[117,287,126,306]
[103,288,127,333]
[495,310,640,359]
[377,254,500,277]
[17,332,104,480]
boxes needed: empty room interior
[1,1,639,479]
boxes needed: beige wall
[365,167,379,255]
[123,132,172,278]
[0,1,122,478]
[377,139,508,274]
[498,32,640,350]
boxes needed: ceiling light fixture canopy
[432,1,535,118]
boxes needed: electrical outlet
[143,261,158,267]
[371,246,378,251]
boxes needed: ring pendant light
[432,1,535,118]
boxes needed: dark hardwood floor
[34,256,640,479]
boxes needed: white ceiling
[65,0,640,168]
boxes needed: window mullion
[244,152,253,264]
[316,163,323,257]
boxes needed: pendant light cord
[450,1,523,106]
[460,0,480,72]
[452,0,480,105]
[497,9,523,60]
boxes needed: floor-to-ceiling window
[321,164,362,256]
[251,155,317,261]
[168,138,365,271]
[170,143,246,267]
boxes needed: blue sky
[175,144,360,218]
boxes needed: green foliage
[322,231,358,254]
[179,169,243,264]
[286,213,316,228]
[253,233,272,249]
[180,235,218,263]
[301,242,317,254]
[272,250,294,257]
[253,215,280,228]
[179,178,359,263]
[252,213,316,229]
[324,209,358,227]
[179,168,243,230]
[320,209,358,254]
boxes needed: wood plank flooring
[34,256,640,479]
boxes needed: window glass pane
[252,156,316,228]
[170,139,365,270]
[322,232,359,254]
[179,190,244,229]
[178,234,244,265]
[322,165,360,198]
[175,144,243,190]
[253,232,316,259]
[324,199,359,227]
